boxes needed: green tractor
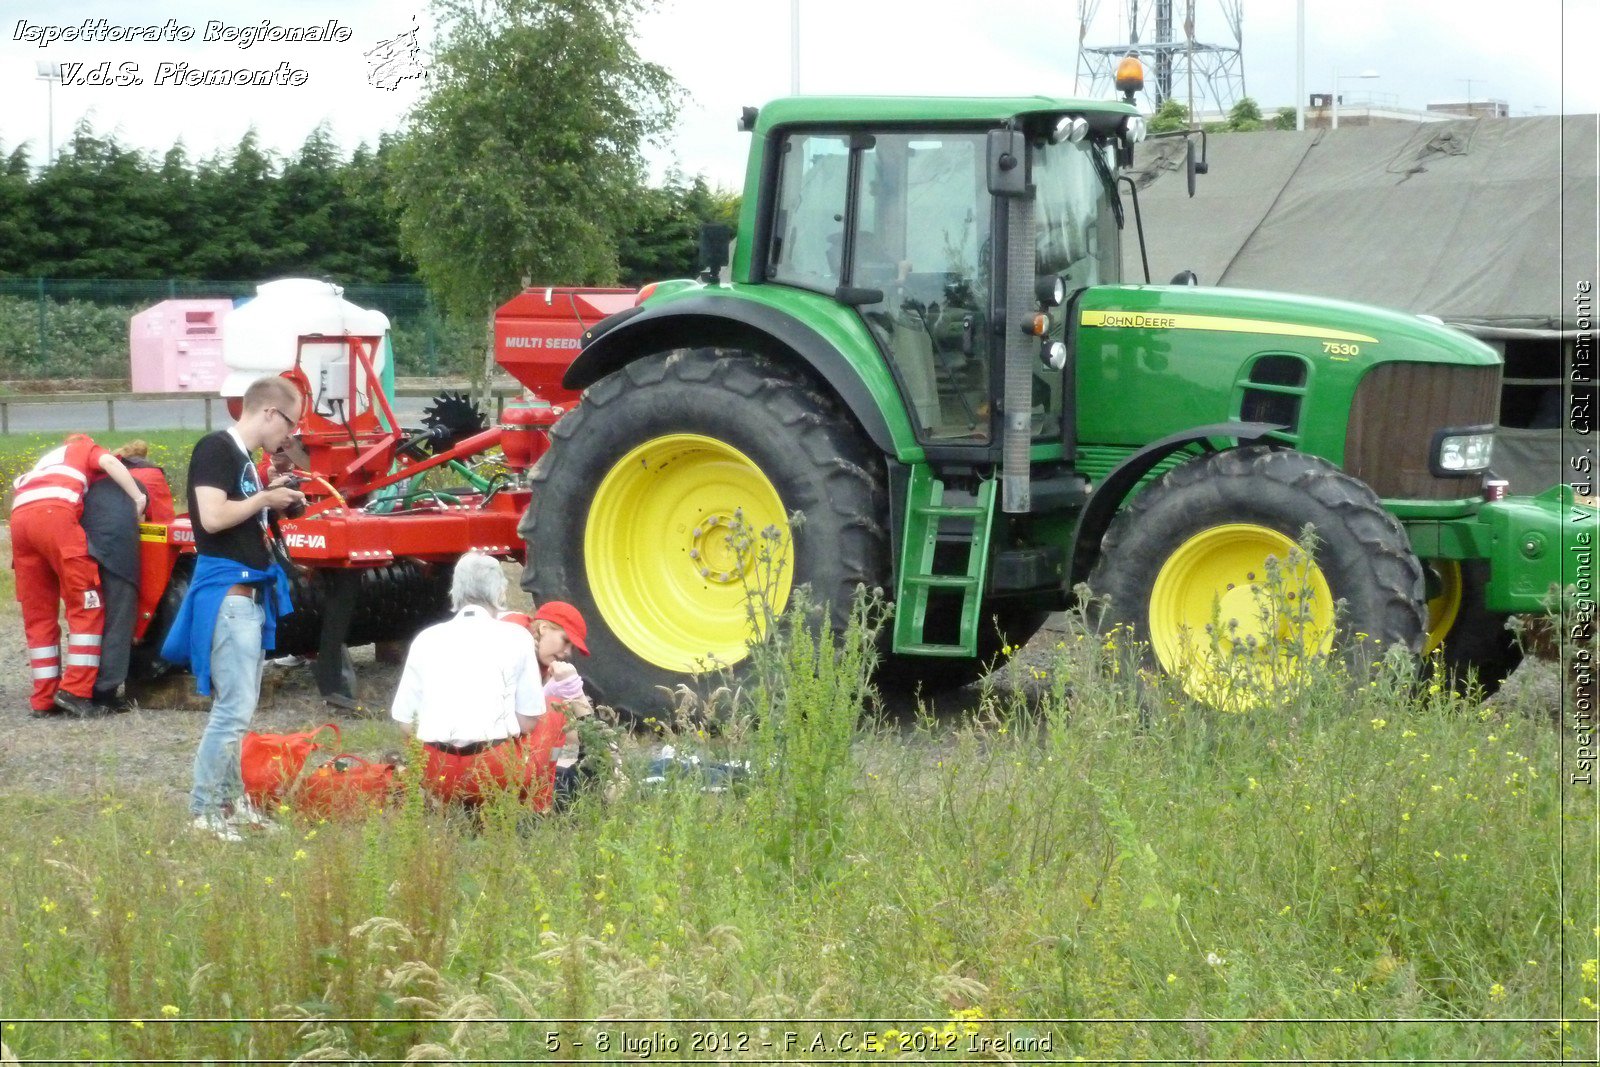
[520,90,1585,713]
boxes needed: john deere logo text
[1098,312,1177,329]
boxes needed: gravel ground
[0,526,1567,802]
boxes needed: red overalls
[10,435,108,711]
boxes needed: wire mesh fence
[0,278,479,381]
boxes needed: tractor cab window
[1032,138,1121,291]
[768,134,851,291]
[849,132,992,443]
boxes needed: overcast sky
[0,0,1594,190]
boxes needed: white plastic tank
[221,279,390,415]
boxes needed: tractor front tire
[520,350,889,717]
[1423,558,1523,696]
[1088,446,1426,706]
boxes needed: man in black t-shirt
[164,375,306,840]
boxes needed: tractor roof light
[1114,54,1145,99]
[1050,115,1090,144]
[1123,115,1148,144]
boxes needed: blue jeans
[189,595,265,816]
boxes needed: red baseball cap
[533,601,589,656]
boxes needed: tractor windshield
[1032,138,1121,290]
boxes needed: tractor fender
[563,294,898,455]
[1069,421,1285,586]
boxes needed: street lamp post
[35,62,62,163]
[1331,68,1379,130]
[1295,0,1305,131]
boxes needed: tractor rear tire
[520,349,889,718]
[1423,558,1523,697]
[1087,446,1426,706]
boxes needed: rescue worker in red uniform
[10,434,149,717]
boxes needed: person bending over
[10,433,147,718]
[81,439,175,712]
[391,551,548,807]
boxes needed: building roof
[1121,115,1598,333]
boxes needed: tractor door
[849,132,996,447]
[767,130,999,448]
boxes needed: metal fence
[0,385,525,436]
[0,278,479,380]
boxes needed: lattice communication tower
[1076,1,1245,116]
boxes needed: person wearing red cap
[500,600,591,809]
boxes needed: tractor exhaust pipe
[989,128,1036,514]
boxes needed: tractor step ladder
[891,468,997,657]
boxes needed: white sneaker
[225,797,284,835]
[190,813,244,843]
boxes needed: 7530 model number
[1322,341,1362,357]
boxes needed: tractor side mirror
[1184,135,1210,197]
[698,223,735,281]
[987,128,1029,197]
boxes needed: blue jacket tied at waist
[159,555,293,695]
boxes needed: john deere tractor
[520,90,1585,713]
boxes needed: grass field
[1,605,1594,1063]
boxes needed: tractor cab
[752,99,1139,468]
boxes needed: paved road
[3,395,445,434]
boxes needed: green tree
[190,130,283,279]
[1275,106,1298,131]
[617,173,740,286]
[388,0,680,345]
[275,124,343,275]
[27,123,167,277]
[1224,96,1264,132]
[0,143,36,275]
[1147,97,1191,133]
[335,135,418,282]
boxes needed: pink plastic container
[129,299,233,392]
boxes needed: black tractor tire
[1087,446,1426,701]
[520,349,890,717]
[129,555,451,678]
[272,561,452,656]
[129,553,193,682]
[1426,558,1523,697]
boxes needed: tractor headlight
[1430,426,1495,476]
[1123,115,1147,144]
[1043,340,1068,371]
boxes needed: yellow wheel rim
[1422,559,1462,655]
[584,433,793,672]
[1148,524,1335,708]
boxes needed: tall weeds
[0,578,1593,1061]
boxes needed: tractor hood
[1074,284,1503,466]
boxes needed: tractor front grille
[1345,362,1501,500]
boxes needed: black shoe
[93,690,137,714]
[30,706,60,719]
[54,691,111,719]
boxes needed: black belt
[425,737,514,757]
